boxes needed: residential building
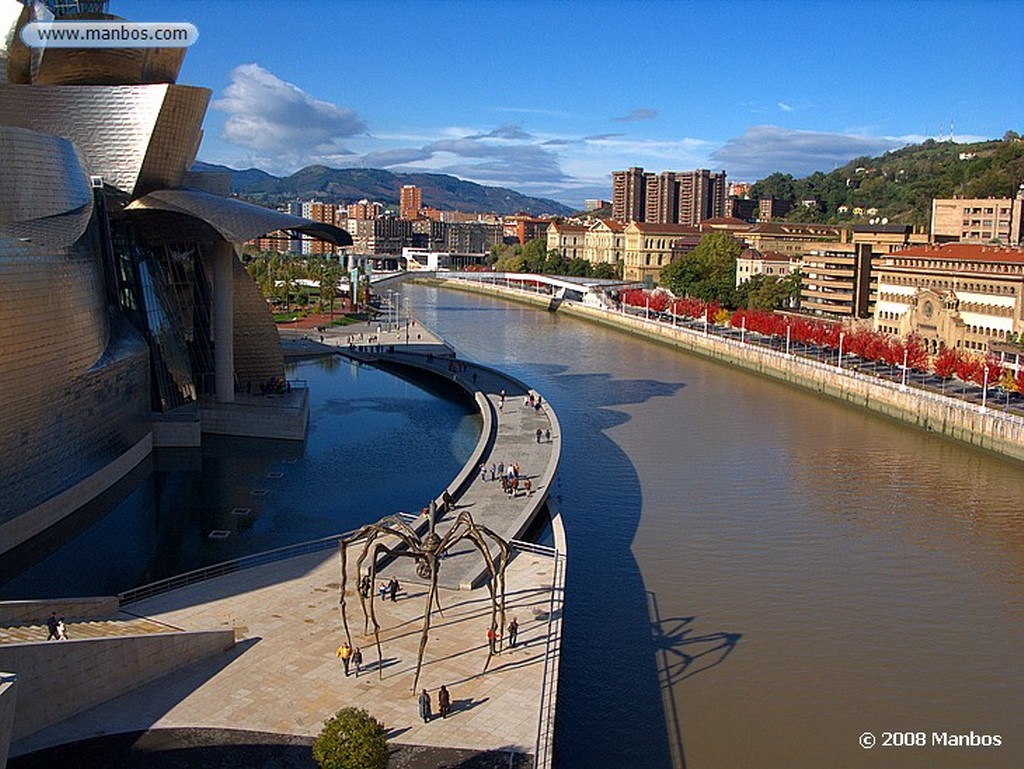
[546,221,588,261]
[399,184,422,220]
[851,223,929,254]
[800,243,877,319]
[735,249,801,287]
[347,199,384,220]
[446,221,502,253]
[758,197,793,221]
[725,196,758,221]
[874,243,1024,354]
[351,217,412,254]
[930,194,1024,245]
[744,222,843,258]
[504,214,551,244]
[612,166,647,222]
[411,218,448,251]
[585,198,609,211]
[583,219,626,266]
[623,222,702,283]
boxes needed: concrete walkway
[11,546,559,760]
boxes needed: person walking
[545,428,551,443]
[57,617,68,640]
[351,646,363,678]
[438,685,452,718]
[480,462,487,481]
[388,576,400,602]
[524,478,532,497]
[487,625,500,654]
[508,617,519,648]
[419,689,432,723]
[335,642,352,676]
[46,612,59,641]
[536,428,542,443]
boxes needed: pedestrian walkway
[11,545,560,761]
[338,343,558,591]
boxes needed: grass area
[329,316,360,326]
[274,312,299,322]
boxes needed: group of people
[357,574,400,602]
[335,642,364,677]
[486,616,520,653]
[524,391,543,411]
[418,684,452,722]
[479,460,532,498]
[45,612,68,640]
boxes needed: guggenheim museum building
[0,0,351,555]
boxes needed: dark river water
[403,284,1024,769]
[4,284,1023,768]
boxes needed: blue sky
[130,0,1022,207]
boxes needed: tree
[313,708,389,769]
[593,261,619,280]
[660,231,741,306]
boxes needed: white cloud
[212,63,366,169]
[612,108,659,122]
[777,102,794,113]
[711,125,914,180]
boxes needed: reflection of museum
[0,0,349,553]
[874,243,1024,354]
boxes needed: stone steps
[0,617,179,644]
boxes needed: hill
[191,162,574,217]
[748,132,1024,229]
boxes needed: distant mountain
[747,133,1024,229]
[191,162,574,217]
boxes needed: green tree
[313,707,389,769]
[520,238,548,272]
[661,230,742,305]
[565,257,593,277]
[737,274,793,310]
[593,261,620,280]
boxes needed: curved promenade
[4,322,566,768]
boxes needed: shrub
[313,707,389,769]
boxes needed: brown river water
[405,283,1024,769]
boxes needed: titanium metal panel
[125,188,354,246]
[0,83,209,195]
[0,125,92,247]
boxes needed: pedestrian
[472,372,477,385]
[419,689,432,723]
[359,574,371,599]
[545,428,551,443]
[537,394,542,408]
[536,428,542,443]
[480,462,487,481]
[389,576,400,602]
[438,684,452,718]
[529,393,535,407]
[490,463,496,481]
[335,642,352,676]
[379,581,389,601]
[57,617,68,640]
[497,461,504,477]
[351,646,363,678]
[487,625,500,654]
[524,478,532,496]
[523,395,530,407]
[508,617,519,648]
[46,611,59,641]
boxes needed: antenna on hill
[950,118,955,143]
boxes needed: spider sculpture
[338,507,511,693]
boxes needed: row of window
[883,274,1018,294]
[887,260,1024,275]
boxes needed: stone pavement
[11,545,559,761]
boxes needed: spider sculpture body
[338,509,511,692]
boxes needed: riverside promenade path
[9,317,565,768]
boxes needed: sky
[129,0,1023,208]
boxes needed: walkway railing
[532,546,566,769]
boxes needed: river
[403,283,1024,769]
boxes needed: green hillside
[748,132,1024,229]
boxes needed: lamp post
[982,364,989,412]
[900,349,909,391]
[703,311,709,337]
[645,297,650,321]
[837,332,845,369]
[387,289,394,331]
[786,324,791,357]
[741,316,746,345]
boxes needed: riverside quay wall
[424,277,1024,464]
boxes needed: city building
[583,219,626,267]
[399,184,422,220]
[351,217,413,254]
[758,197,793,221]
[546,221,588,261]
[800,243,878,319]
[930,193,1024,245]
[725,196,758,221]
[874,243,1024,353]
[851,223,930,254]
[585,199,610,212]
[744,222,843,258]
[613,166,727,225]
[623,222,701,283]
[0,3,350,554]
[504,214,551,245]
[347,199,384,220]
[446,221,502,253]
[735,249,801,287]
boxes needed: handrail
[533,548,565,769]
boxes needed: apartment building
[745,222,843,258]
[584,219,626,266]
[800,243,878,319]
[399,184,422,220]
[874,243,1024,354]
[931,194,1024,245]
[613,166,726,225]
[735,249,801,287]
[546,221,588,261]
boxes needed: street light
[741,317,746,345]
[645,297,649,321]
[785,324,791,357]
[900,348,909,391]
[982,364,989,412]
[837,332,845,369]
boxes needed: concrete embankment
[424,277,1024,464]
